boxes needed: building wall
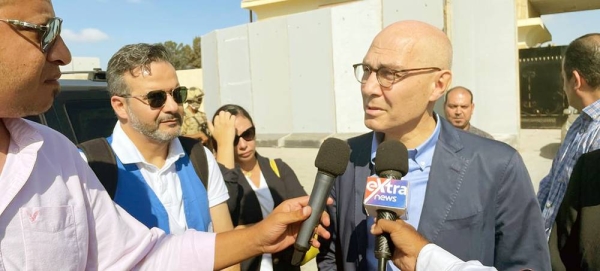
[446,0,519,145]
[245,0,356,20]
[60,57,101,73]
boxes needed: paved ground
[256,129,561,271]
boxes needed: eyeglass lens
[42,18,62,53]
[354,65,395,87]
[234,127,256,146]
[146,87,188,108]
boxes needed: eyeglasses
[0,17,62,53]
[352,64,441,88]
[234,126,256,146]
[119,86,188,108]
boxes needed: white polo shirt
[81,123,229,234]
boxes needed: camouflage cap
[186,87,204,103]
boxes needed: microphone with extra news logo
[363,140,409,271]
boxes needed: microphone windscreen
[375,141,409,176]
[314,138,351,176]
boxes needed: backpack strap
[269,158,281,178]
[179,136,209,190]
[78,138,118,198]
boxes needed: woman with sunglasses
[210,104,306,271]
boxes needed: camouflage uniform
[181,87,210,139]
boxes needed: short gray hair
[106,43,172,96]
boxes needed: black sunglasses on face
[119,86,188,108]
[234,126,256,146]
[0,17,62,53]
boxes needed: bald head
[445,86,473,104]
[0,0,22,8]
[371,20,452,69]
[444,86,475,130]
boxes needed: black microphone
[290,137,351,266]
[371,141,409,271]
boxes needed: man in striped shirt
[538,33,600,237]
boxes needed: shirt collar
[370,113,442,165]
[581,99,600,121]
[3,118,44,152]
[110,122,185,165]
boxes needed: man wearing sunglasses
[0,1,331,270]
[83,43,242,270]
[317,20,549,271]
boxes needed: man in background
[538,33,600,238]
[182,86,211,146]
[443,86,493,139]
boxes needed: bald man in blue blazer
[317,20,549,271]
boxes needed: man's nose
[361,71,383,96]
[162,94,180,113]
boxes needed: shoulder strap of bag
[78,138,118,199]
[179,136,209,190]
[269,158,281,178]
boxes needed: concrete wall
[444,0,519,146]
[204,0,521,147]
[382,0,444,28]
[177,69,203,90]
[246,0,356,21]
[60,57,101,72]
[331,0,381,135]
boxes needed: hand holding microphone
[291,138,351,266]
[370,219,429,271]
[364,140,409,271]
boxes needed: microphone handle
[375,210,397,271]
[292,171,335,264]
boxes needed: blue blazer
[317,118,550,271]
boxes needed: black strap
[178,136,209,189]
[78,138,118,198]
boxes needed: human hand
[253,196,332,254]
[370,219,429,271]
[209,111,237,148]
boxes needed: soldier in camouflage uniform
[181,87,211,146]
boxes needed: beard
[126,106,182,143]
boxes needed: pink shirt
[0,118,215,270]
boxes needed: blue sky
[52,1,600,70]
[53,0,249,69]
[541,9,600,46]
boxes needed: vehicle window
[64,100,117,143]
[24,115,42,123]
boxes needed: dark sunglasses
[119,86,188,108]
[234,126,256,146]
[0,17,62,53]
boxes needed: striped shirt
[537,99,600,237]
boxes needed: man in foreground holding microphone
[317,20,549,270]
[0,0,333,270]
[371,218,497,271]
